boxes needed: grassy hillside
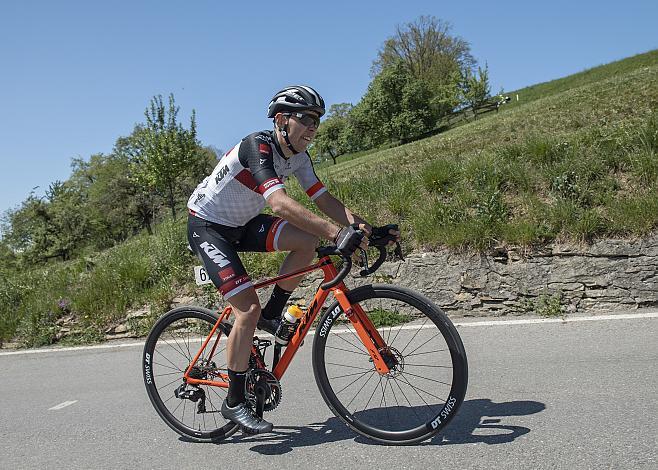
[295,49,658,249]
[1,50,657,347]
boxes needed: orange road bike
[142,237,468,444]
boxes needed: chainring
[245,368,282,412]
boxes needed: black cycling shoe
[256,316,281,336]
[221,400,273,434]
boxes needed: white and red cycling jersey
[187,130,327,227]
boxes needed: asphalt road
[1,311,657,470]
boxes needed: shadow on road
[222,398,546,454]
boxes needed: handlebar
[317,247,353,290]
[316,224,403,290]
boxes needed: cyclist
[187,85,398,434]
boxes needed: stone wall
[286,236,658,316]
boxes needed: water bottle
[275,305,304,345]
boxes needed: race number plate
[194,266,213,286]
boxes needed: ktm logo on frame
[199,241,230,267]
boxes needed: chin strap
[279,122,301,155]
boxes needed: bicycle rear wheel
[142,306,239,442]
[312,285,468,445]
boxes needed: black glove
[369,224,399,247]
[334,225,365,256]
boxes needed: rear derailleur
[174,358,217,414]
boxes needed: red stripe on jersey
[220,146,235,159]
[258,177,284,195]
[306,182,325,198]
[266,218,285,252]
[234,169,259,191]
[259,143,271,155]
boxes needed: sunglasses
[287,112,320,129]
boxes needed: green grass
[1,50,657,347]
[0,217,292,347]
[502,49,658,112]
[309,52,658,250]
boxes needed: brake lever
[394,242,404,261]
[358,248,370,277]
[359,249,369,268]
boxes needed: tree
[372,15,476,119]
[70,153,154,243]
[459,65,491,117]
[43,181,91,261]
[2,181,90,264]
[132,94,200,219]
[348,61,435,148]
[314,103,353,164]
[112,128,162,234]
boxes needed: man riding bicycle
[187,85,398,434]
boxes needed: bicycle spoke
[156,349,185,373]
[400,318,430,354]
[396,374,437,417]
[389,378,400,408]
[183,330,193,364]
[404,363,453,369]
[166,330,192,362]
[380,378,391,429]
[387,308,409,346]
[404,349,448,357]
[344,371,377,410]
[404,331,442,357]
[401,370,453,389]
[154,370,185,378]
[362,375,384,412]
[325,362,373,372]
[156,375,184,392]
[325,345,369,357]
[398,373,446,400]
[334,369,374,396]
[170,396,183,416]
[330,370,377,380]
[152,360,182,373]
[339,323,368,354]
[393,378,424,423]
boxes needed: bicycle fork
[333,290,393,375]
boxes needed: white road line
[48,400,78,411]
[1,311,656,356]
[454,311,658,327]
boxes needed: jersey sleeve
[238,133,285,199]
[294,154,327,201]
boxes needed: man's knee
[227,289,261,322]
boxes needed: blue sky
[1,0,656,215]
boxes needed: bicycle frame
[182,255,392,389]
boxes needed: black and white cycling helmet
[267,85,326,118]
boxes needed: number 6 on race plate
[194,266,213,286]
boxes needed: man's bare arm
[267,190,340,241]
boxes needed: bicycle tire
[142,306,239,442]
[312,285,468,445]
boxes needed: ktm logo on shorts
[199,241,230,267]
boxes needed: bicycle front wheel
[312,285,468,445]
[142,306,239,442]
